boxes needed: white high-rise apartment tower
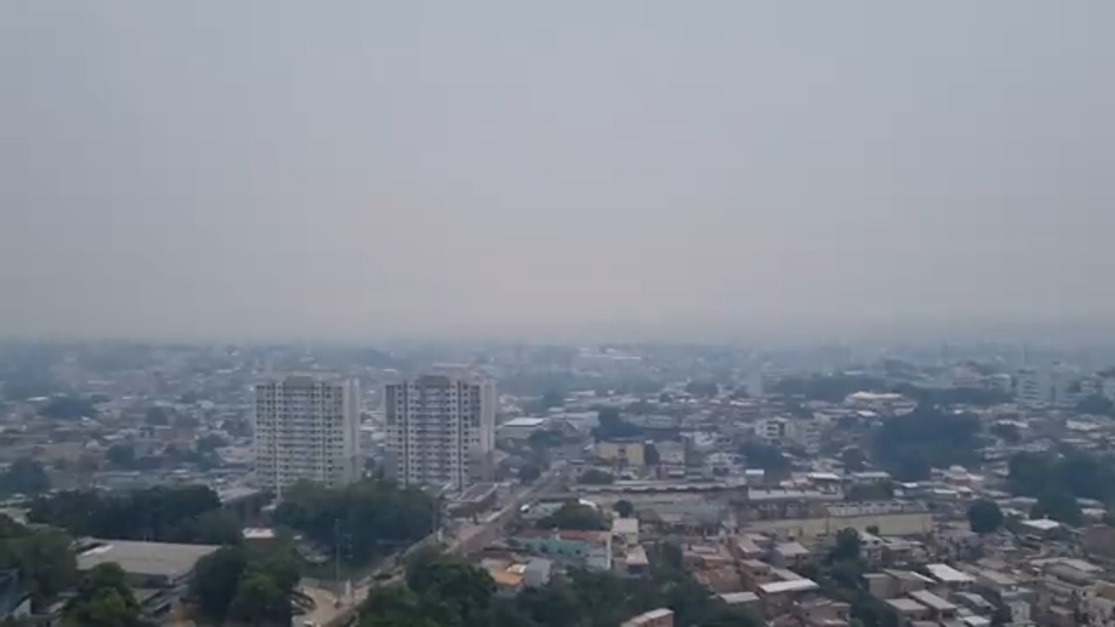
[385,372,496,492]
[253,374,361,496]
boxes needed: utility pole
[433,495,442,543]
[333,518,341,594]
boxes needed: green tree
[1076,394,1115,417]
[614,499,635,518]
[0,514,78,608]
[829,528,863,564]
[1008,449,1115,505]
[967,499,1005,534]
[0,458,51,496]
[869,405,982,480]
[738,441,791,472]
[845,481,895,502]
[189,546,250,622]
[105,444,136,469]
[183,510,243,546]
[770,375,889,403]
[28,485,229,545]
[273,479,435,567]
[226,554,311,626]
[359,585,439,627]
[841,448,867,472]
[1031,491,1082,526]
[518,464,542,484]
[591,408,641,440]
[196,434,228,454]
[39,396,97,421]
[63,563,142,627]
[405,555,496,627]
[536,502,607,531]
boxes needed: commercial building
[385,372,496,492]
[252,374,362,495]
[595,440,646,466]
[75,539,222,620]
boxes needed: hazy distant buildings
[385,372,496,492]
[756,417,821,454]
[252,374,362,495]
[1015,366,1093,408]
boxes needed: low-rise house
[509,529,612,571]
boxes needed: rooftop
[77,540,220,579]
[926,563,976,584]
[887,598,927,612]
[719,591,760,605]
[908,589,959,612]
[758,578,819,595]
[1021,518,1062,531]
[501,417,546,428]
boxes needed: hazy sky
[1,2,1113,342]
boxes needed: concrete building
[75,539,222,620]
[510,529,613,572]
[252,374,361,495]
[755,417,821,454]
[385,372,496,492]
[595,440,646,466]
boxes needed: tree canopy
[1008,448,1115,506]
[272,479,436,566]
[1031,492,1082,526]
[0,514,77,609]
[27,485,240,545]
[797,528,898,627]
[845,481,895,502]
[535,502,607,532]
[0,458,51,497]
[868,405,982,481]
[738,441,792,472]
[1075,394,1115,417]
[63,563,141,627]
[191,544,311,625]
[613,499,635,519]
[771,374,1009,408]
[771,375,889,403]
[38,396,99,421]
[591,408,641,441]
[577,469,615,485]
[967,499,1005,534]
[357,544,760,627]
[841,448,867,472]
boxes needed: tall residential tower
[385,372,496,492]
[253,374,361,496]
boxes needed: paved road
[295,585,344,626]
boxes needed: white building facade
[253,374,361,496]
[385,373,496,492]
